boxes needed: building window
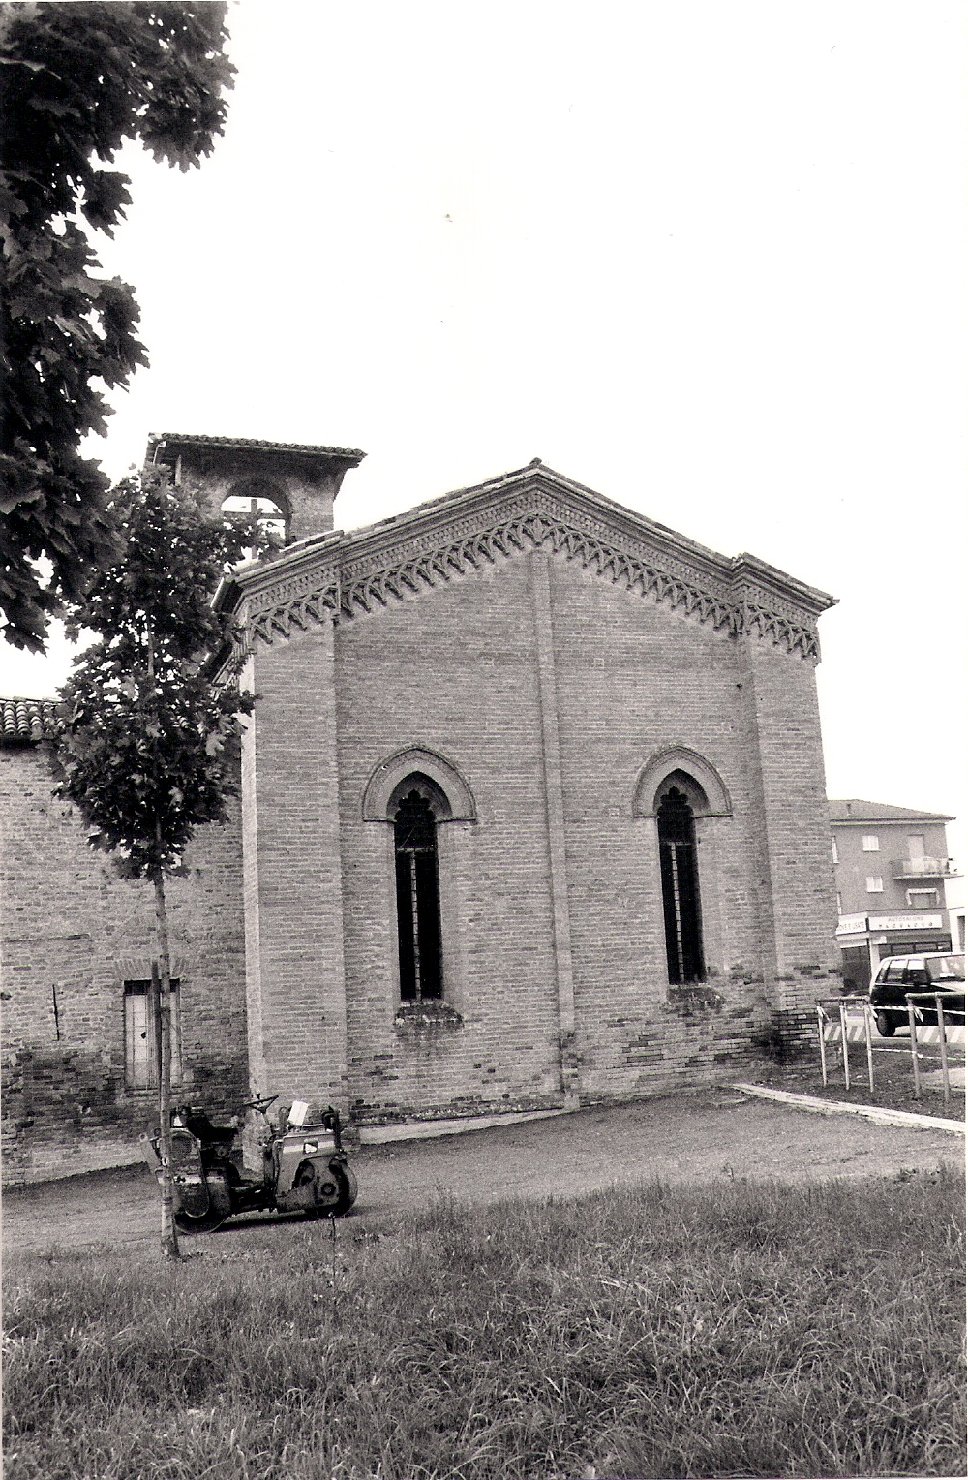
[862,835,880,852]
[124,980,181,1088]
[831,838,838,864]
[394,788,443,1001]
[907,888,939,908]
[836,891,842,914]
[865,876,884,893]
[657,785,705,984]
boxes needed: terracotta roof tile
[148,433,365,463]
[0,697,61,746]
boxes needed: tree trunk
[153,861,180,1261]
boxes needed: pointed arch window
[657,785,706,984]
[365,750,475,1009]
[393,787,443,1001]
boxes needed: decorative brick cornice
[240,471,830,660]
[247,579,341,647]
[738,598,819,659]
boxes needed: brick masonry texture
[244,624,349,1111]
[1,746,248,1185]
[1,458,841,1180]
[243,518,839,1128]
[334,556,563,1123]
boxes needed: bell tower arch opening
[145,434,366,544]
[221,476,290,549]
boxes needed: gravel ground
[3,1087,963,1261]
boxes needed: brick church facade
[1,436,840,1184]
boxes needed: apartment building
[830,799,961,991]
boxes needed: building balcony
[891,856,960,880]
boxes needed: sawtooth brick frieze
[239,470,826,660]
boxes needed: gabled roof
[0,697,61,746]
[338,459,834,611]
[227,459,835,660]
[828,799,954,824]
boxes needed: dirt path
[3,1089,962,1260]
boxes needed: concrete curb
[733,1082,966,1135]
[357,1104,577,1145]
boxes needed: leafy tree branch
[0,2,234,651]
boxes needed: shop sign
[868,913,943,932]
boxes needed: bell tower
[146,433,366,543]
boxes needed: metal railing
[815,993,962,1110]
[816,997,876,1097]
[890,856,957,879]
[903,991,961,1108]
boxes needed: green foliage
[0,2,234,651]
[50,467,256,877]
[3,1171,965,1478]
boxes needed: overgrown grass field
[4,1170,965,1480]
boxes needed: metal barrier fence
[904,991,960,1108]
[815,993,963,1110]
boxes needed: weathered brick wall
[0,745,248,1185]
[739,636,841,1018]
[550,555,783,1100]
[242,624,350,1111]
[1,485,840,1174]
[321,543,836,1124]
[334,556,563,1124]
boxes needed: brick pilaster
[242,621,349,1112]
[529,552,579,1104]
[739,637,840,1013]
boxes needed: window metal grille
[393,791,443,1000]
[657,787,706,984]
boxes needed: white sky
[3,0,966,872]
